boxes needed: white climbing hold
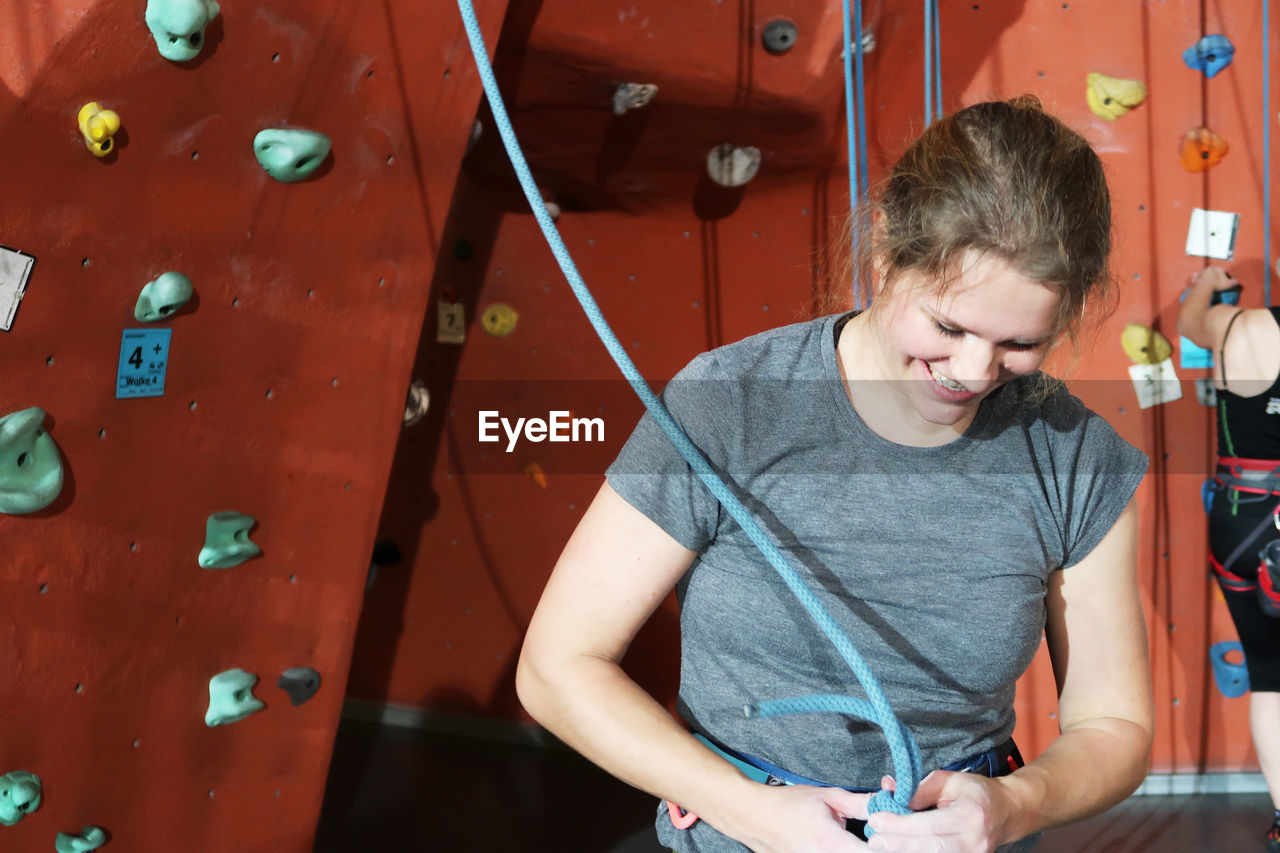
[612,83,658,116]
[707,144,761,187]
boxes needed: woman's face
[870,251,1061,429]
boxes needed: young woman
[518,97,1153,853]
[1179,265,1280,851]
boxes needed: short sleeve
[605,353,733,552]
[1041,390,1149,569]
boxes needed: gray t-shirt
[606,313,1148,853]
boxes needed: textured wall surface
[0,0,505,848]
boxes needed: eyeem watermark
[478,410,605,452]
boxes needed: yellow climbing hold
[1121,323,1172,365]
[481,303,519,337]
[77,102,121,157]
[1086,73,1147,121]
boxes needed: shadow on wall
[344,0,1032,727]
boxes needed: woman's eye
[934,321,963,338]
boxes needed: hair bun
[1007,94,1045,112]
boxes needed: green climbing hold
[145,0,220,63]
[206,668,265,726]
[0,408,64,515]
[0,771,41,826]
[135,272,193,322]
[253,129,331,183]
[55,826,107,852]
[198,512,261,569]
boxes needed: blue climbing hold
[1202,479,1215,514]
[1210,641,1250,698]
[1183,34,1235,78]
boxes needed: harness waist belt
[666,734,1024,830]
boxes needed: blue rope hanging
[844,0,871,311]
[923,0,943,125]
[1265,0,1272,305]
[454,0,922,822]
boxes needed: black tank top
[1217,306,1280,459]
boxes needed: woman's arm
[1177,266,1240,350]
[991,497,1153,842]
[865,498,1152,851]
[517,482,872,851]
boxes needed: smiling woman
[517,97,1151,853]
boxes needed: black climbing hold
[452,238,474,262]
[762,20,798,55]
[277,668,321,706]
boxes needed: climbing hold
[1209,641,1250,698]
[1085,72,1147,121]
[77,102,120,158]
[1180,127,1229,172]
[146,0,220,62]
[611,83,658,116]
[465,120,482,155]
[1121,323,1172,365]
[277,667,321,706]
[134,272,193,322]
[1183,34,1235,79]
[0,408,63,515]
[253,129,331,183]
[0,771,41,826]
[55,827,107,852]
[205,669,265,726]
[481,303,518,337]
[404,378,429,426]
[707,144,761,187]
[762,19,799,55]
[524,462,548,489]
[197,512,260,569]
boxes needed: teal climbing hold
[0,408,64,515]
[0,771,41,826]
[205,668,265,726]
[1210,641,1250,698]
[145,0,220,62]
[253,129,331,183]
[198,512,260,569]
[135,272,193,322]
[55,827,107,852]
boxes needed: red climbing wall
[351,0,1279,781]
[0,0,505,848]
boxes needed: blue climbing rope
[1265,0,1272,305]
[454,0,922,822]
[843,0,871,310]
[923,0,943,125]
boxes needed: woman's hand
[1189,266,1237,292]
[862,771,1017,852]
[729,778,893,853]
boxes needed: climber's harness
[665,734,1024,830]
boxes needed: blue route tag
[116,329,172,399]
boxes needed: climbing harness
[455,0,923,825]
[665,734,1024,830]
[1208,459,1280,606]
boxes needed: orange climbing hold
[1180,127,1229,172]
[524,462,548,489]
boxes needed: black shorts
[1208,490,1280,692]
